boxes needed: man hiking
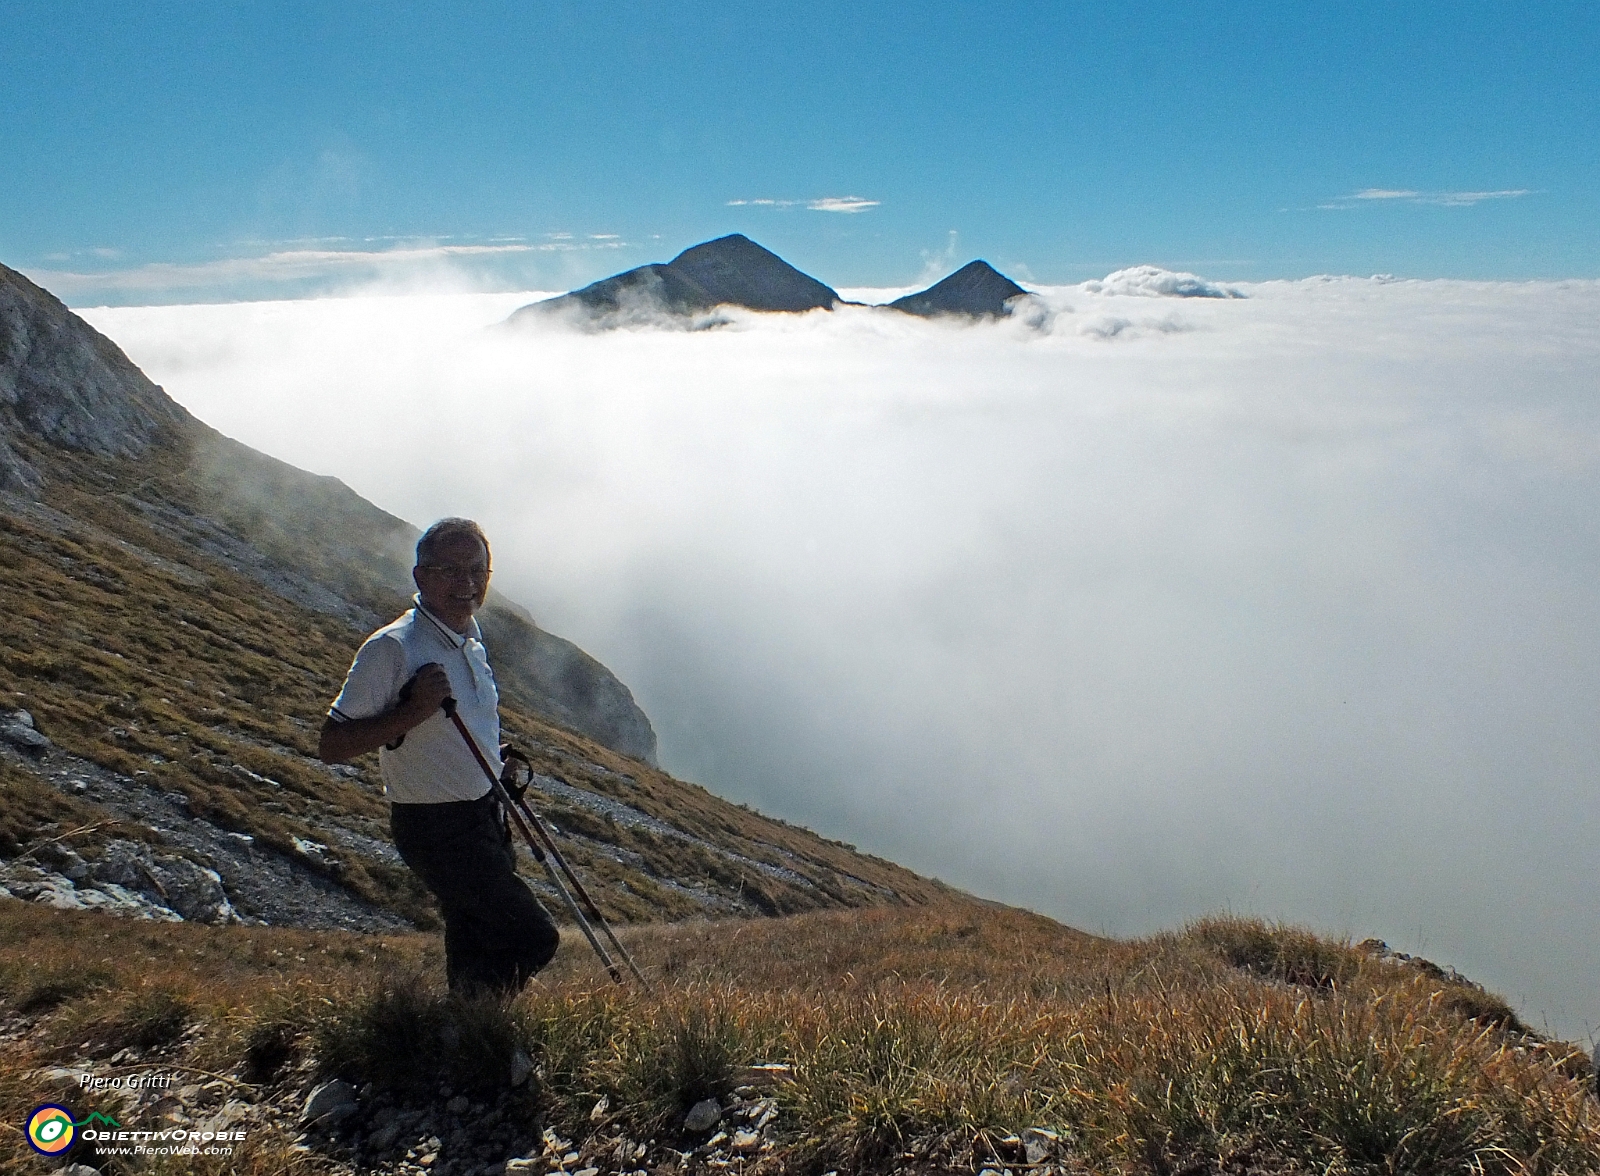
[319,517,559,995]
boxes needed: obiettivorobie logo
[25,1100,248,1159]
[26,1105,120,1155]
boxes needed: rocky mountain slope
[0,260,954,934]
[1,263,192,495]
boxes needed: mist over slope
[81,275,1600,1035]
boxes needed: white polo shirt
[328,595,502,804]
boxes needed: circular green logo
[27,1104,76,1155]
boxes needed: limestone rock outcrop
[0,264,192,491]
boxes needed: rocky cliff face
[0,261,657,764]
[508,234,839,327]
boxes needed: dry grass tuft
[109,986,195,1052]
[313,971,529,1098]
[0,958,115,1014]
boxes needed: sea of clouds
[83,274,1600,1037]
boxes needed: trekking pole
[502,773,652,990]
[440,699,625,986]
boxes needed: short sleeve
[328,634,405,722]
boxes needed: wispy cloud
[1319,187,1535,210]
[1423,189,1535,206]
[807,196,879,213]
[917,230,961,285]
[29,240,626,296]
[38,246,124,263]
[727,196,880,213]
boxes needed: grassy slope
[0,439,951,925]
[1,902,1594,1175]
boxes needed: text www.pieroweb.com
[82,1126,243,1157]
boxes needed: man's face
[413,533,491,628]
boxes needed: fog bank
[85,277,1600,1037]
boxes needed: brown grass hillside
[2,902,1595,1175]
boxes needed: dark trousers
[390,793,560,996]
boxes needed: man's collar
[412,594,480,647]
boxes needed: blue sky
[4,1,1597,303]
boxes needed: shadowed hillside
[0,463,951,929]
[2,259,656,761]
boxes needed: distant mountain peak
[507,234,839,327]
[671,232,757,259]
[667,233,838,313]
[889,260,1030,319]
[505,243,1035,329]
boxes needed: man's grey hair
[416,518,491,567]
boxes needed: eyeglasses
[419,563,492,582]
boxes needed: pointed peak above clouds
[666,234,839,312]
[505,238,1042,329]
[508,234,839,327]
[888,260,1030,319]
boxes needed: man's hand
[398,663,452,723]
[318,663,452,764]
